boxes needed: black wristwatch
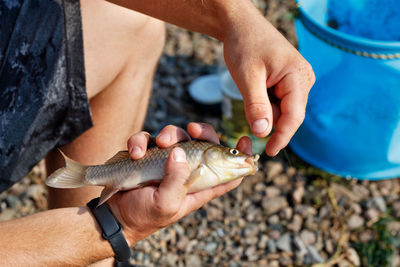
[87,197,131,266]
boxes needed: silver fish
[46,141,259,205]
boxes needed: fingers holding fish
[187,122,219,144]
[127,131,151,160]
[236,136,252,155]
[152,147,191,218]
[156,125,191,148]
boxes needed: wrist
[106,195,141,247]
[215,0,264,42]
[87,198,132,262]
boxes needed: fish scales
[45,140,259,205]
[85,141,215,186]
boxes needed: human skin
[48,0,314,207]
[0,123,251,266]
[107,0,316,157]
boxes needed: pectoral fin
[98,186,120,206]
[184,164,205,188]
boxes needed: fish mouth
[245,154,260,173]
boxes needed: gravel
[0,0,399,266]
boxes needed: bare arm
[0,123,251,266]
[0,207,114,266]
[107,0,315,156]
[105,0,254,40]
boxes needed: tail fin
[45,150,88,188]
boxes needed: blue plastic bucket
[290,0,400,179]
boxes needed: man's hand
[222,6,315,157]
[108,122,252,245]
[106,0,315,157]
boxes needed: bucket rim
[296,0,400,55]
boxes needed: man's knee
[128,17,166,67]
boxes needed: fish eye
[230,149,239,155]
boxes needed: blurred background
[1,0,399,266]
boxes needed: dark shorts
[0,0,92,192]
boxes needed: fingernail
[252,119,268,134]
[172,148,186,163]
[158,133,170,144]
[132,146,142,156]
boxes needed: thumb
[230,65,273,138]
[154,147,191,215]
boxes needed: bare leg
[46,0,166,209]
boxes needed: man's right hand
[107,122,252,245]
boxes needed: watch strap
[87,197,131,263]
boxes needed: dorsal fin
[105,151,131,164]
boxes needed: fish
[46,140,259,205]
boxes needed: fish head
[203,145,260,183]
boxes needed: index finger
[187,122,219,144]
[265,73,308,156]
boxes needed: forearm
[0,207,115,266]
[105,0,263,41]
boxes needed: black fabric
[0,0,92,192]
[87,198,132,263]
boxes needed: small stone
[318,205,331,219]
[268,214,280,225]
[280,207,293,220]
[286,166,297,177]
[245,246,258,261]
[276,233,292,252]
[367,196,387,213]
[365,208,380,221]
[293,235,307,257]
[245,236,258,246]
[347,248,360,266]
[279,255,293,266]
[267,240,277,253]
[273,174,289,186]
[176,236,189,250]
[294,205,317,217]
[287,214,303,232]
[387,221,400,233]
[257,259,269,267]
[292,186,305,204]
[304,246,324,265]
[337,260,353,267]
[332,183,361,202]
[300,229,316,245]
[243,223,259,237]
[161,252,178,266]
[347,214,365,230]
[150,250,161,260]
[266,161,283,180]
[262,196,288,215]
[351,184,370,200]
[206,206,223,221]
[26,184,47,210]
[254,182,266,192]
[0,208,16,221]
[392,201,400,218]
[358,229,374,243]
[259,235,269,249]
[325,239,335,254]
[204,242,218,253]
[269,230,281,240]
[5,195,21,209]
[264,186,281,198]
[351,203,362,214]
[268,260,279,267]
